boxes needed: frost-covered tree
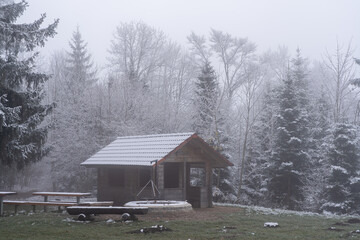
[241,85,277,205]
[107,21,195,135]
[108,21,166,88]
[0,0,58,173]
[45,28,105,191]
[193,61,218,137]
[320,123,360,214]
[236,61,265,201]
[303,90,332,211]
[191,61,234,202]
[322,42,356,123]
[64,27,97,102]
[188,30,256,202]
[268,50,311,210]
[268,74,304,209]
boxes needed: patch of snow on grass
[214,202,360,219]
[264,222,279,227]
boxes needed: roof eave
[155,133,234,167]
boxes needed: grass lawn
[1,205,360,239]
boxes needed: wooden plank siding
[88,133,233,208]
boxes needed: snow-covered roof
[81,132,195,167]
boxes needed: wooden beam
[183,159,187,201]
[205,161,213,208]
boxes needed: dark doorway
[187,163,205,208]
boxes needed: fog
[3,0,360,215]
[20,0,360,68]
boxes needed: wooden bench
[66,206,148,221]
[0,192,16,216]
[3,200,78,213]
[78,201,113,206]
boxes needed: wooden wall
[97,144,215,208]
[97,166,151,205]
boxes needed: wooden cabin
[81,133,233,208]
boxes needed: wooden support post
[0,196,3,216]
[205,162,213,208]
[44,196,48,212]
[183,160,187,201]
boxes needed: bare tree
[107,21,195,134]
[187,29,256,102]
[210,29,256,100]
[108,21,167,87]
[322,41,356,123]
[187,32,211,65]
[235,61,265,200]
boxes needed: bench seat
[3,200,78,213]
[78,201,113,206]
[66,206,148,215]
[4,200,77,206]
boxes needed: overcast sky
[19,0,360,72]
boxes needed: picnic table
[32,192,91,204]
[32,192,91,212]
[0,192,16,216]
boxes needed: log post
[205,162,213,208]
[183,160,187,201]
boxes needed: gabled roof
[81,132,233,167]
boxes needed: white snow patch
[62,218,90,223]
[281,162,293,167]
[331,165,348,174]
[214,202,360,219]
[264,222,279,227]
[350,177,360,184]
[288,137,301,144]
[106,219,115,224]
[125,200,191,208]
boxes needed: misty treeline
[1,1,360,214]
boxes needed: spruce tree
[192,61,235,202]
[321,123,360,214]
[242,85,277,205]
[193,61,218,138]
[65,27,97,102]
[268,50,311,210]
[304,91,332,211]
[0,1,58,170]
[47,27,102,191]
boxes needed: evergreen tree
[242,85,278,205]
[65,27,97,102]
[46,28,104,191]
[302,90,332,211]
[321,123,360,214]
[268,50,311,210]
[0,0,58,171]
[193,61,218,138]
[192,61,235,202]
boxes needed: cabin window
[108,169,125,187]
[139,168,152,187]
[164,163,180,188]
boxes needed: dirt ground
[97,206,244,222]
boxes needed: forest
[1,0,360,215]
